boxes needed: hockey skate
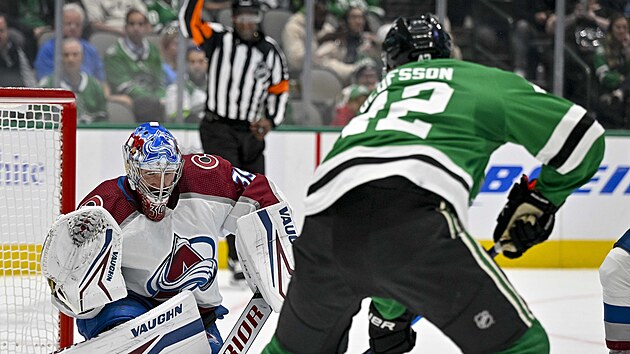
[228,258,247,287]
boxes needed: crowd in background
[2,0,630,129]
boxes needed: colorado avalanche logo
[191,154,219,170]
[142,129,180,164]
[80,195,104,207]
[147,234,218,299]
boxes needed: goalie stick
[219,292,272,354]
[362,242,502,354]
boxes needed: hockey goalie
[40,122,297,353]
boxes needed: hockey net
[0,88,76,353]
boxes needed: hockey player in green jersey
[263,13,605,354]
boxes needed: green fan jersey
[305,59,605,226]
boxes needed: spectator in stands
[563,0,613,107]
[104,8,165,121]
[4,0,54,36]
[0,0,54,64]
[35,4,106,82]
[594,12,630,128]
[353,60,380,90]
[160,26,179,86]
[164,46,208,120]
[329,0,384,20]
[282,0,336,73]
[333,60,379,117]
[39,38,107,123]
[0,13,36,87]
[511,0,555,80]
[145,0,178,33]
[331,84,369,126]
[548,0,611,35]
[83,0,148,35]
[470,1,514,64]
[316,0,380,83]
[600,0,627,14]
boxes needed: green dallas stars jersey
[305,59,605,226]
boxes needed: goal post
[0,88,76,352]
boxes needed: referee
[180,0,289,282]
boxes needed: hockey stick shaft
[219,292,272,354]
[363,242,502,354]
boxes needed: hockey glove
[493,175,558,259]
[200,305,228,353]
[368,302,416,353]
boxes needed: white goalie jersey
[47,153,289,317]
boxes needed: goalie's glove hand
[368,302,416,353]
[493,175,558,259]
[66,209,109,244]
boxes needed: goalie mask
[123,122,183,221]
[382,14,452,72]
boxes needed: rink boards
[3,127,628,269]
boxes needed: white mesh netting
[0,101,65,353]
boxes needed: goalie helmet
[382,14,452,72]
[123,122,184,221]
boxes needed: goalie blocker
[235,201,298,312]
[41,206,127,318]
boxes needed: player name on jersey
[362,67,454,112]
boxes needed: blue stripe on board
[257,209,275,287]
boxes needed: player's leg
[78,290,229,352]
[76,291,155,339]
[238,129,265,174]
[368,297,416,353]
[600,238,630,354]
[364,179,549,354]
[199,118,241,166]
[201,305,229,352]
[62,291,212,353]
[262,211,364,354]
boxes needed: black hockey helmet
[382,14,452,71]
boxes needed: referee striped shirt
[180,0,289,126]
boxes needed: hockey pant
[264,177,548,354]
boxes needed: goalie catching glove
[41,206,127,318]
[493,175,558,259]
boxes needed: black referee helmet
[232,0,262,12]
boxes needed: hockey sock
[496,319,550,354]
[371,297,408,319]
[261,335,292,354]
